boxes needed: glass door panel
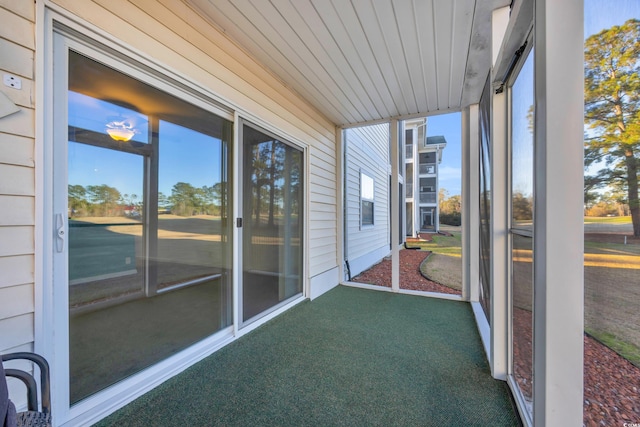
[512,233,533,407]
[66,50,232,404]
[242,124,303,322]
[68,142,145,307]
[479,74,492,322]
[509,47,534,418]
[156,120,231,294]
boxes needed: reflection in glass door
[241,123,304,323]
[65,50,232,403]
[509,45,534,419]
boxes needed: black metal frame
[2,353,51,415]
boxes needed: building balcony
[420,191,437,204]
[419,164,436,175]
[406,144,413,159]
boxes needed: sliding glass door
[63,49,233,403]
[241,123,304,323]
[54,34,307,411]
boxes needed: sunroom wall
[0,1,37,358]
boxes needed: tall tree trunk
[268,141,276,227]
[624,148,640,236]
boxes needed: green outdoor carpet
[96,286,520,426]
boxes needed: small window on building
[361,171,374,226]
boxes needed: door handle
[55,213,65,253]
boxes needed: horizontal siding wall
[344,123,390,270]
[0,0,36,355]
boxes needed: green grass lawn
[413,229,463,291]
[409,231,462,256]
[584,240,640,255]
[584,216,632,224]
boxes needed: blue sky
[68,92,223,200]
[427,112,462,196]
[585,0,639,38]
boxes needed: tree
[68,184,87,215]
[169,182,201,216]
[86,184,121,216]
[584,19,640,235]
[439,188,462,226]
[512,191,533,222]
[158,192,170,213]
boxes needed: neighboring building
[343,124,391,279]
[404,118,447,236]
[0,1,585,426]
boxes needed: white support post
[336,127,345,282]
[490,0,512,388]
[462,105,480,302]
[391,119,400,292]
[533,0,584,425]
[490,88,508,381]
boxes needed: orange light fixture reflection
[106,120,136,142]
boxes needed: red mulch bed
[351,249,461,295]
[584,334,640,426]
[351,249,640,425]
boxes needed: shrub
[439,212,461,226]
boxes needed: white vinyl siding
[0,1,35,356]
[345,123,389,272]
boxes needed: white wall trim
[336,126,345,284]
[345,245,390,279]
[490,85,508,381]
[309,267,339,300]
[462,105,480,303]
[398,289,463,302]
[532,0,584,425]
[390,119,400,292]
[340,282,463,303]
[341,281,392,292]
[471,301,491,361]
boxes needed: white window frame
[360,170,375,228]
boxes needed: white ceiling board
[373,0,419,115]
[294,0,386,120]
[188,0,511,126]
[240,0,365,123]
[350,0,410,116]
[329,0,396,119]
[449,0,476,108]
[393,1,428,114]
[414,0,439,112]
[433,1,455,111]
[201,0,360,124]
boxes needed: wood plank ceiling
[188,0,510,127]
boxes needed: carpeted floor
[96,286,520,426]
